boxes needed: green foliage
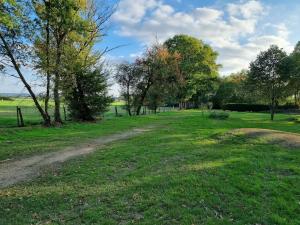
[223,103,269,112]
[164,34,220,102]
[64,67,112,121]
[0,96,13,101]
[213,70,258,108]
[249,45,287,120]
[280,42,300,105]
[208,111,230,120]
[0,0,18,29]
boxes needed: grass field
[0,99,174,128]
[0,110,300,224]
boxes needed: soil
[231,128,300,148]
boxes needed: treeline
[214,44,300,120]
[116,35,219,115]
[116,35,300,121]
[0,0,113,126]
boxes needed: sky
[1,0,300,96]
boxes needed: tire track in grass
[0,127,153,188]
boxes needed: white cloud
[112,0,159,25]
[113,0,293,74]
[227,0,264,19]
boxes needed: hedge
[222,103,298,112]
[222,103,269,112]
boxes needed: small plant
[209,111,230,120]
[286,117,300,123]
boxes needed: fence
[0,99,178,128]
[106,105,178,118]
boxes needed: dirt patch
[0,127,153,188]
[230,128,300,148]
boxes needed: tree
[212,70,258,108]
[280,42,300,106]
[64,65,112,121]
[249,45,287,120]
[116,63,139,116]
[164,35,219,107]
[0,0,51,125]
[133,44,182,115]
[59,1,114,121]
[32,0,53,117]
[42,0,87,124]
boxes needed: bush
[208,111,229,120]
[0,96,13,101]
[277,104,299,110]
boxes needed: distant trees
[281,42,300,106]
[116,35,220,113]
[116,43,182,115]
[212,70,257,108]
[115,63,139,116]
[248,45,287,120]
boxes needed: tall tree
[280,42,300,106]
[249,45,287,120]
[45,0,86,124]
[59,0,115,121]
[32,0,53,116]
[116,63,139,116]
[133,44,182,115]
[0,0,51,125]
[164,34,219,107]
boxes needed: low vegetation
[1,110,300,224]
[208,111,230,120]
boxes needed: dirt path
[0,127,152,188]
[231,128,300,148]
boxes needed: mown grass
[0,110,300,224]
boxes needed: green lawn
[0,110,300,224]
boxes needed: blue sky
[1,0,300,95]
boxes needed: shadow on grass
[1,112,300,224]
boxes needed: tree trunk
[270,97,275,121]
[126,84,132,116]
[77,81,94,121]
[54,40,62,124]
[136,79,152,116]
[0,33,51,126]
[44,0,51,118]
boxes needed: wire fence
[0,99,178,128]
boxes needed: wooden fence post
[18,107,24,127]
[16,106,20,127]
[115,106,118,117]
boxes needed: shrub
[0,96,13,101]
[208,111,229,120]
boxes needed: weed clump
[209,111,229,120]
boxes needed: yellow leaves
[77,0,87,9]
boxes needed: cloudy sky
[1,0,300,95]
